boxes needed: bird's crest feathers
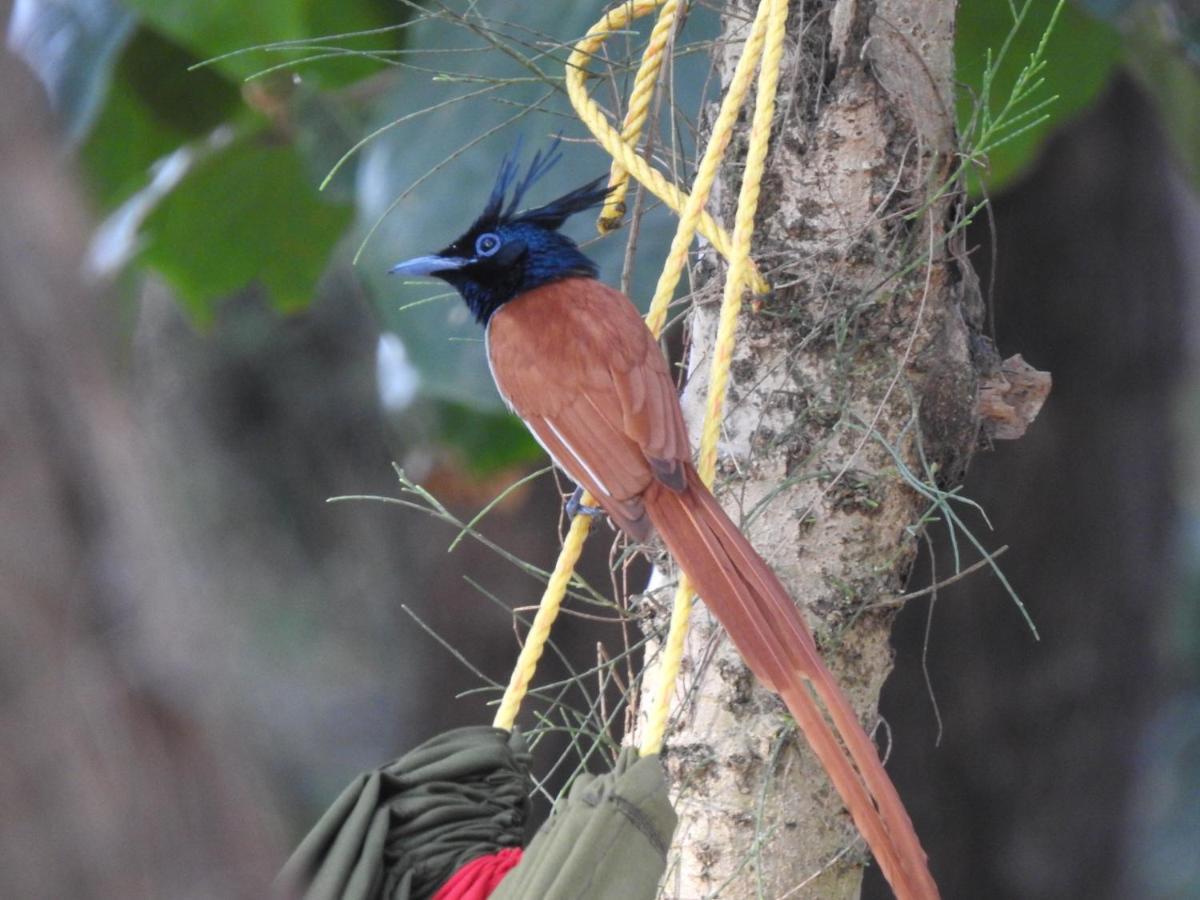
[477,135,611,232]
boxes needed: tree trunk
[638,1,973,895]
[0,37,285,897]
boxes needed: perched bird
[390,143,938,899]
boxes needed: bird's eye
[474,232,501,257]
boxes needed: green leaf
[120,0,306,81]
[436,402,541,475]
[958,0,1121,192]
[80,71,185,211]
[123,0,400,85]
[117,27,243,138]
[139,138,351,322]
[81,27,242,210]
[300,2,405,86]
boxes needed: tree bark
[638,1,973,895]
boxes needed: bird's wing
[486,277,690,536]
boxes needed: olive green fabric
[276,726,531,900]
[490,749,677,900]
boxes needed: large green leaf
[81,27,241,210]
[957,0,1121,192]
[121,0,400,85]
[116,27,242,138]
[80,69,186,212]
[139,138,351,322]
[119,0,304,81]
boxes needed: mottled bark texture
[638,1,976,896]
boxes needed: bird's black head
[389,139,610,325]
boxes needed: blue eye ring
[475,232,502,257]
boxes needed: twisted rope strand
[642,0,771,342]
[698,0,786,482]
[597,0,680,233]
[639,0,780,756]
[492,513,593,730]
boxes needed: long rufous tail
[644,463,939,899]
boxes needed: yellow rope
[493,512,593,730]
[597,0,679,233]
[494,0,786,739]
[566,1,770,296]
[638,0,780,756]
[642,0,771,340]
[699,0,788,483]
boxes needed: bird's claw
[565,486,604,520]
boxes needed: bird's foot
[565,486,604,521]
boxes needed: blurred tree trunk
[869,74,1196,900]
[638,1,979,895]
[0,40,284,898]
[0,24,610,895]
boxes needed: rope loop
[596,0,680,233]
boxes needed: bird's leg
[565,485,604,521]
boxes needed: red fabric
[432,847,523,900]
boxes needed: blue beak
[387,255,470,277]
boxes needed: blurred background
[1,0,1198,897]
